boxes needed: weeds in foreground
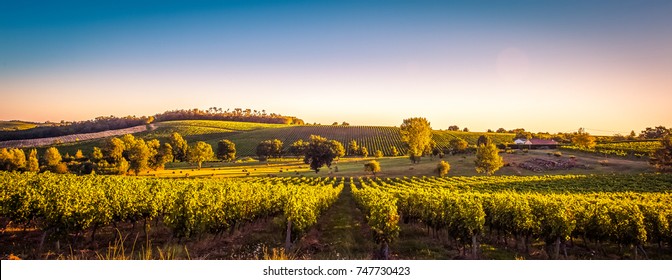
[261,245,295,260]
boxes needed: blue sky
[1,0,670,133]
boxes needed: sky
[1,0,670,134]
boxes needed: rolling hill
[29,120,514,157]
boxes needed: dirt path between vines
[298,182,376,259]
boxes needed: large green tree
[0,148,26,171]
[216,139,236,162]
[650,136,672,172]
[256,139,283,160]
[400,117,432,163]
[128,139,150,175]
[303,135,344,173]
[103,137,125,163]
[270,139,284,158]
[288,139,308,158]
[152,143,173,170]
[256,140,274,161]
[168,132,189,162]
[475,142,503,175]
[44,147,62,167]
[188,141,214,169]
[449,138,469,153]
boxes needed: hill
[39,120,514,157]
[0,121,41,131]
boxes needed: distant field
[0,121,40,131]
[0,125,152,149]
[18,120,514,157]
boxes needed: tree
[348,140,360,156]
[437,160,450,176]
[74,149,85,160]
[360,146,369,158]
[572,128,596,149]
[640,126,670,139]
[341,121,350,126]
[649,136,672,172]
[289,139,309,158]
[11,149,26,171]
[448,125,460,131]
[332,122,339,125]
[329,140,345,159]
[628,130,637,140]
[128,139,150,175]
[256,140,274,161]
[463,127,470,132]
[390,146,399,156]
[216,140,236,162]
[364,160,381,177]
[270,139,284,158]
[120,134,136,147]
[477,135,492,146]
[0,148,26,171]
[44,147,62,167]
[168,132,189,162]
[374,150,383,158]
[449,138,469,153]
[151,143,173,170]
[400,117,432,163]
[187,141,214,169]
[423,140,436,157]
[475,142,503,175]
[91,147,104,163]
[496,128,507,133]
[303,135,343,173]
[26,149,39,172]
[512,128,532,140]
[103,137,125,163]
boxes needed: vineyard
[561,140,662,157]
[352,174,672,259]
[1,171,671,259]
[223,125,514,157]
[0,171,343,258]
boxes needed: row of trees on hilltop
[154,108,304,125]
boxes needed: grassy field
[140,149,653,179]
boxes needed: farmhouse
[511,138,560,149]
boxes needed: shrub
[437,160,450,176]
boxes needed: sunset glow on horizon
[1,0,670,134]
